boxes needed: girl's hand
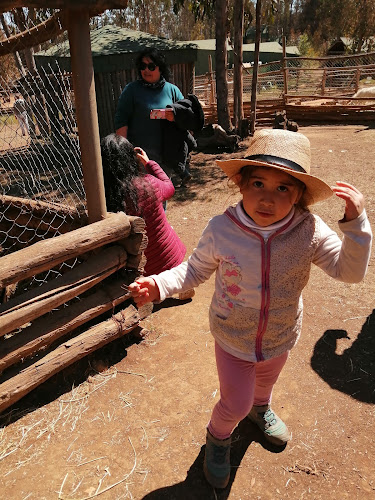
[134,147,149,167]
[331,181,365,221]
[128,277,160,307]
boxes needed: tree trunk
[215,0,233,132]
[0,13,26,76]
[233,0,244,134]
[250,0,262,136]
[13,7,37,73]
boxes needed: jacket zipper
[225,209,295,361]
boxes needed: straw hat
[216,129,333,205]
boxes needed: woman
[100,133,186,276]
[115,48,184,172]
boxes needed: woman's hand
[165,109,175,122]
[331,181,365,221]
[134,147,149,167]
[128,277,160,307]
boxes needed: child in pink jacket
[101,133,186,275]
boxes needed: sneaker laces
[261,408,277,429]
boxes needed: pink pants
[208,342,289,440]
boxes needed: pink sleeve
[145,160,175,201]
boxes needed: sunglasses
[140,62,157,71]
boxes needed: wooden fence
[0,198,148,413]
[195,52,375,126]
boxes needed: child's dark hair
[237,165,309,210]
[100,134,153,215]
[136,48,171,81]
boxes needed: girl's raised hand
[128,277,160,307]
[331,181,365,222]
[134,147,149,167]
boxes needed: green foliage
[297,33,318,57]
[173,0,215,20]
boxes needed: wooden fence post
[66,9,107,224]
[282,36,288,106]
[208,55,215,106]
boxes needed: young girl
[100,133,186,276]
[128,129,372,489]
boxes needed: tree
[215,0,232,131]
[233,0,244,133]
[298,0,375,54]
[0,13,26,78]
[173,0,233,131]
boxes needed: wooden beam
[0,244,128,337]
[0,303,140,414]
[0,277,135,372]
[67,8,107,223]
[0,1,128,12]
[0,12,64,57]
[0,211,132,288]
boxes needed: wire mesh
[0,63,87,294]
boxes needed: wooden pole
[322,68,327,96]
[282,36,288,105]
[66,9,107,224]
[208,55,215,105]
[250,0,262,136]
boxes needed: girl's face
[239,167,303,226]
[140,56,161,84]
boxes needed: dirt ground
[1,124,374,499]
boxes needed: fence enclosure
[195,51,375,125]
[1,44,375,411]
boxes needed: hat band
[245,154,306,173]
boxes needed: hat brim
[216,158,333,205]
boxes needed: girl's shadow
[311,309,375,403]
[141,418,286,499]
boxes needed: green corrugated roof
[37,25,197,58]
[183,39,299,55]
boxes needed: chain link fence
[195,51,375,107]
[0,63,87,295]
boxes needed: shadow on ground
[311,309,375,403]
[141,418,287,499]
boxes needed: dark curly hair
[136,48,171,81]
[100,134,154,216]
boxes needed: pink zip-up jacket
[134,160,186,276]
[152,203,372,362]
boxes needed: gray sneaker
[203,430,231,489]
[248,405,291,446]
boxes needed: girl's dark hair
[237,165,309,210]
[136,48,171,81]
[100,134,153,215]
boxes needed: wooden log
[126,252,145,271]
[0,245,128,337]
[128,215,146,234]
[0,277,138,373]
[120,232,148,255]
[0,212,132,288]
[0,304,140,413]
[0,194,88,222]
